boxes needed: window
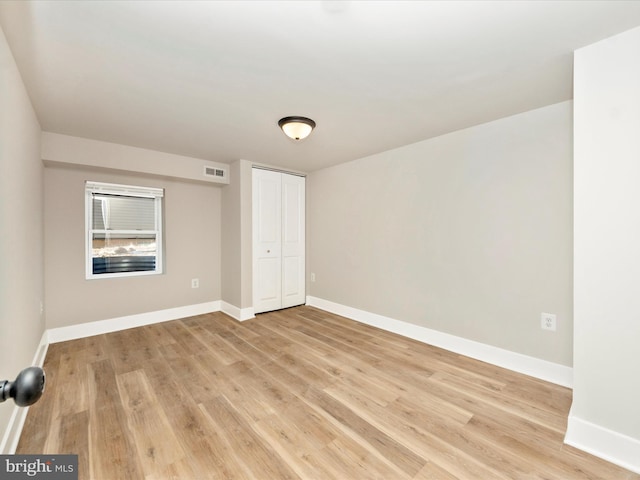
[85,181,164,279]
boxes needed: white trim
[306,296,573,388]
[565,408,640,474]
[47,301,221,343]
[251,164,307,177]
[221,301,255,322]
[0,331,49,454]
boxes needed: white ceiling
[2,1,640,172]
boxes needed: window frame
[85,181,164,280]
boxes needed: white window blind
[85,181,164,279]
[92,195,156,231]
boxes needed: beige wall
[570,25,640,464]
[221,160,242,307]
[44,165,221,328]
[0,26,44,444]
[239,160,254,309]
[308,101,573,366]
[42,132,229,186]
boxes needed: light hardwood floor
[18,306,639,479]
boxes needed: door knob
[1,367,46,407]
[267,250,271,253]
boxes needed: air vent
[204,166,226,179]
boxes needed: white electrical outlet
[310,273,316,282]
[191,278,199,289]
[541,312,557,331]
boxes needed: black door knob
[0,367,46,407]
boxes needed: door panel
[282,180,301,244]
[282,255,303,307]
[256,257,281,307]
[257,177,280,243]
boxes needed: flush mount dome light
[278,116,316,141]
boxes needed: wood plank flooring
[17,306,639,479]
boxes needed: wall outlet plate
[191,278,199,289]
[541,312,557,331]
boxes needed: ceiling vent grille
[204,166,226,179]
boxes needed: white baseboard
[0,330,49,454]
[47,301,221,344]
[306,296,573,388]
[221,301,255,322]
[565,409,640,474]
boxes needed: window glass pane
[86,182,163,278]
[92,195,156,231]
[91,233,157,275]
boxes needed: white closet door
[253,169,282,313]
[252,169,305,314]
[281,173,305,308]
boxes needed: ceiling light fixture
[278,116,316,141]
